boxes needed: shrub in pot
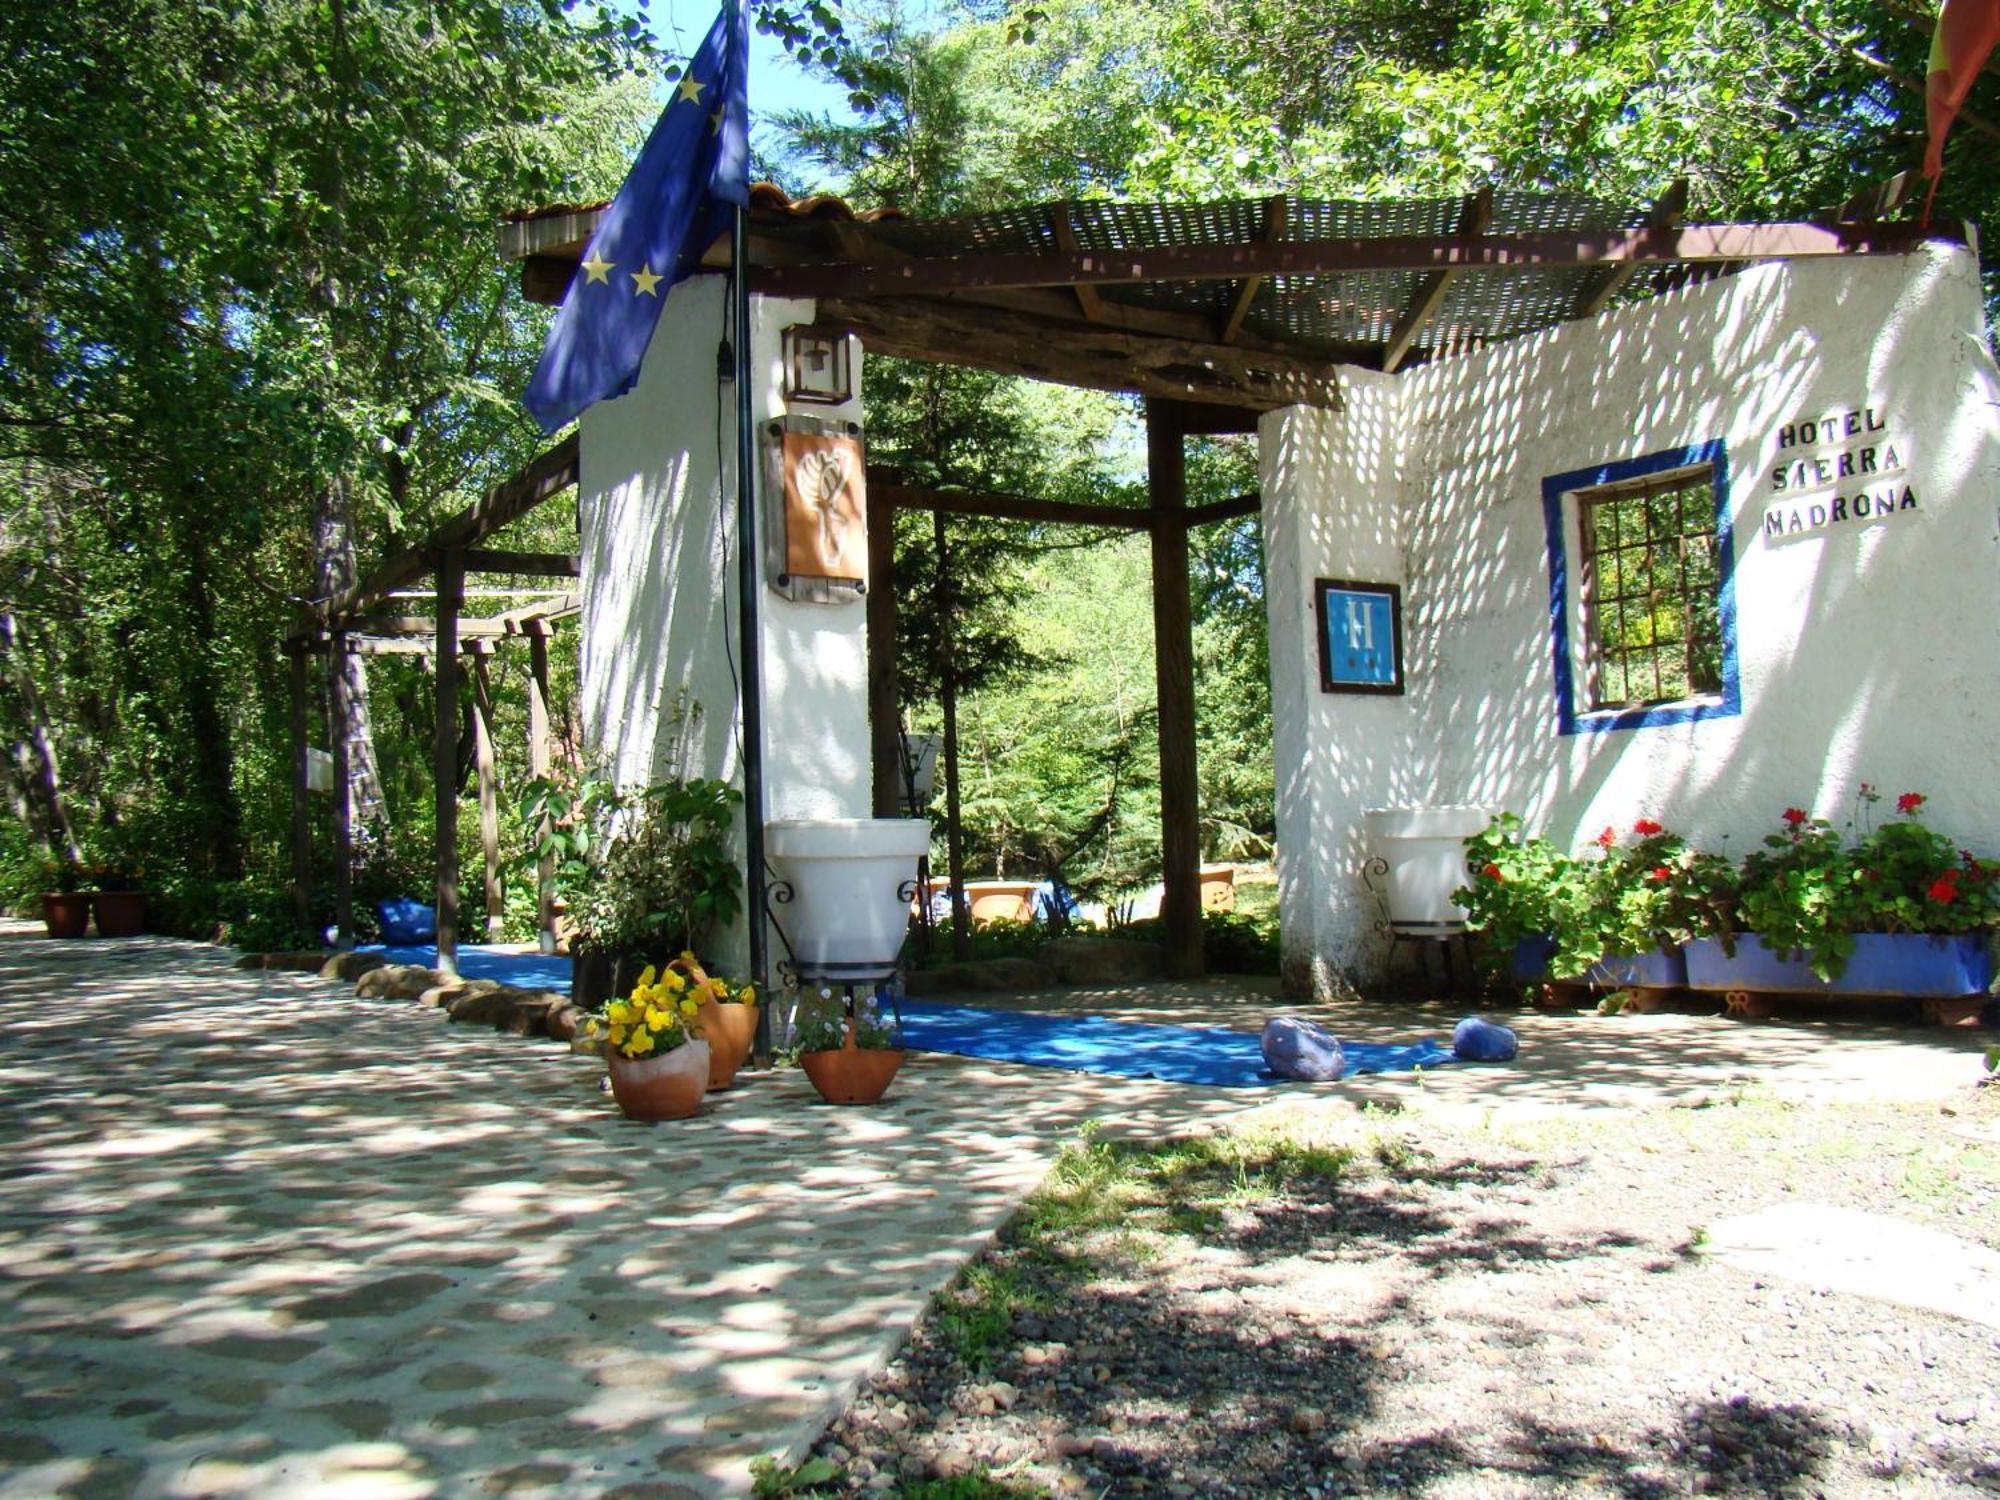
[1457,814,1736,985]
[794,987,905,1105]
[588,965,712,1121]
[1724,790,2000,989]
[521,769,743,1006]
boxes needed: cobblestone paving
[0,926,1249,1498]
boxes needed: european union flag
[524,1,749,433]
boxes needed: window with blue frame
[1542,441,1741,735]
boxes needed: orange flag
[1924,0,2000,180]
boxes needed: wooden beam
[459,549,581,578]
[434,551,464,977]
[823,296,1343,411]
[1147,400,1203,981]
[307,434,578,631]
[1219,194,1287,344]
[1185,492,1262,526]
[470,655,502,942]
[874,479,1151,530]
[866,485,901,819]
[1382,187,1492,374]
[821,213,1266,348]
[759,221,1962,301]
[288,644,313,934]
[339,598,577,641]
[528,632,555,950]
[1050,204,1104,322]
[1157,400,1267,437]
[1576,180,1689,320]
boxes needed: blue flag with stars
[524,1,749,433]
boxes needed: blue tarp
[349,946,1459,1089]
[896,1000,1454,1089]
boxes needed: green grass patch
[898,1476,1051,1499]
[1010,1121,1359,1266]
[934,1260,1049,1371]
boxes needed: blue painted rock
[1452,1016,1519,1061]
[1260,1016,1346,1081]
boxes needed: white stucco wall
[578,278,869,973]
[1263,243,2000,994]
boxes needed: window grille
[1575,466,1723,709]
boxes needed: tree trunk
[933,509,970,961]
[0,612,81,866]
[179,531,245,878]
[313,473,387,844]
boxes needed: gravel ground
[794,1077,2000,1498]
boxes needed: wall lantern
[783,324,854,405]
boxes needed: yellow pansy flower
[644,1006,670,1030]
[635,964,657,989]
[738,984,755,1005]
[627,1030,656,1056]
[679,997,700,1019]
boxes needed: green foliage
[748,1455,845,1498]
[1119,906,1281,975]
[540,774,744,960]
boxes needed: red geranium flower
[1481,863,1503,881]
[1646,866,1672,882]
[1594,826,1616,848]
[1928,874,1959,903]
[1781,807,1809,827]
[1897,792,1926,814]
[1633,819,1664,837]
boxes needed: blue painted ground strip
[897,1000,1454,1089]
[361,945,1457,1088]
[364,944,577,993]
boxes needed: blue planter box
[1683,934,1993,997]
[1509,935,1558,982]
[1509,937,1686,989]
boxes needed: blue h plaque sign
[1315,579,1404,695]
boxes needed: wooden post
[528,628,556,951]
[287,642,313,934]
[328,633,355,948]
[470,648,502,941]
[1147,399,1204,979]
[434,549,464,976]
[866,486,900,818]
[933,509,971,961]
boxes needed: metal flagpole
[732,184,771,1045]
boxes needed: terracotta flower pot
[606,1039,710,1121]
[800,1025,906,1105]
[693,1000,760,1090]
[91,890,147,938]
[41,893,91,940]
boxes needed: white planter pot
[766,818,932,970]
[1364,806,1494,929]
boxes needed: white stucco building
[1261,243,2000,995]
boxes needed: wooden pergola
[493,179,1957,977]
[284,438,582,967]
